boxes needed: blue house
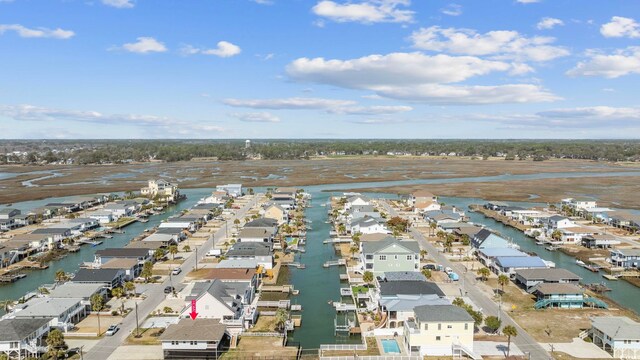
[532,283,607,309]
[472,229,511,249]
[477,247,527,268]
[494,256,548,276]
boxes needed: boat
[576,259,586,266]
[535,240,545,245]
[138,218,149,223]
[545,245,558,251]
[584,264,600,272]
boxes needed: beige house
[404,305,476,358]
[141,179,178,201]
[263,205,287,225]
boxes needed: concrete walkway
[475,341,524,357]
[541,338,612,359]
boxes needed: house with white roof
[350,216,389,235]
[591,316,640,359]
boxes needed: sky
[0,0,639,139]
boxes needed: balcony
[404,320,420,334]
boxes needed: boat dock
[0,273,26,283]
[323,259,346,268]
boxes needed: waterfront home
[160,318,228,360]
[546,215,574,230]
[383,271,427,282]
[424,210,462,225]
[244,217,278,229]
[439,222,479,234]
[609,212,640,233]
[379,294,450,329]
[199,190,230,205]
[269,198,296,210]
[100,258,141,280]
[142,233,179,247]
[94,248,151,266]
[579,207,615,222]
[531,283,590,309]
[562,197,597,211]
[379,281,445,298]
[215,259,259,269]
[159,217,198,232]
[263,204,287,225]
[141,179,179,201]
[361,238,420,275]
[216,184,243,198]
[514,268,581,291]
[30,227,71,242]
[350,216,389,235]
[60,217,100,234]
[345,205,380,222]
[180,279,257,331]
[591,316,640,359]
[11,298,86,332]
[476,247,528,268]
[484,201,509,211]
[48,283,107,310]
[345,195,370,210]
[0,208,23,230]
[238,228,273,243]
[125,241,162,256]
[471,229,513,249]
[410,190,440,214]
[44,202,82,213]
[453,225,484,239]
[70,268,125,289]
[226,242,273,269]
[582,234,621,249]
[103,203,134,219]
[359,233,395,242]
[0,240,33,268]
[88,210,115,224]
[609,248,640,269]
[198,268,259,305]
[154,227,188,241]
[10,234,54,252]
[508,209,552,226]
[494,256,550,276]
[0,318,50,360]
[404,305,476,357]
[557,226,599,245]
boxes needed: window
[366,263,373,269]
[407,255,412,260]
[171,341,178,345]
[379,255,387,261]
[10,342,18,348]
[394,255,398,260]
[447,325,452,329]
[465,323,468,330]
[438,323,441,330]
[436,336,441,341]
[366,255,373,260]
[190,341,197,345]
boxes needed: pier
[323,259,346,268]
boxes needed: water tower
[245,139,251,149]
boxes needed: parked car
[171,267,181,275]
[422,263,437,270]
[105,324,119,336]
[164,286,175,294]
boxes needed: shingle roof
[380,281,444,297]
[14,298,80,318]
[362,238,419,254]
[533,283,584,295]
[515,268,581,282]
[380,294,449,312]
[245,218,278,228]
[71,268,122,283]
[227,242,271,257]
[383,271,426,282]
[101,258,139,269]
[239,227,271,239]
[592,317,640,340]
[48,283,105,299]
[0,318,51,341]
[414,305,474,323]
[478,248,526,258]
[159,318,226,342]
[95,248,149,258]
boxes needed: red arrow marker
[189,299,198,320]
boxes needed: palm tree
[233,218,241,231]
[111,287,126,315]
[90,294,104,336]
[429,222,437,236]
[141,261,154,283]
[503,325,518,357]
[352,233,361,246]
[124,281,136,297]
[54,269,67,283]
[477,267,490,282]
[275,308,289,332]
[154,248,165,261]
[421,269,432,279]
[420,249,428,260]
[498,274,510,294]
[461,234,470,246]
[183,244,191,252]
[46,329,66,359]
[551,229,562,242]
[338,224,346,235]
[168,245,178,261]
[349,245,359,257]
[363,271,374,285]
[436,230,445,240]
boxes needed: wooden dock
[0,273,26,283]
[323,259,346,268]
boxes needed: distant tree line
[1,139,640,164]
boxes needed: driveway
[541,338,612,359]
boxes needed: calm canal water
[1,170,640,350]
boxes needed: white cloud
[121,37,167,53]
[252,0,273,4]
[441,3,462,16]
[102,0,134,8]
[183,41,241,58]
[0,104,226,136]
[0,24,74,39]
[230,112,280,123]
[537,17,564,30]
[478,106,640,129]
[312,0,414,24]
[286,52,558,104]
[600,16,640,38]
[410,26,569,62]
[328,105,413,115]
[224,97,356,110]
[567,47,640,78]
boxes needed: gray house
[514,268,581,290]
[361,238,420,276]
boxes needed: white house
[0,318,50,360]
[345,195,370,210]
[10,298,86,332]
[88,210,115,224]
[350,216,389,235]
[591,316,640,359]
[160,319,228,360]
[216,184,243,198]
[546,215,574,230]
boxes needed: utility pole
[135,301,140,337]
[195,247,198,271]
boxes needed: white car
[105,324,119,336]
[171,268,181,275]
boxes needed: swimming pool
[381,339,401,354]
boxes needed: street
[85,195,260,360]
[380,200,550,360]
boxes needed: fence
[320,344,367,351]
[320,356,421,360]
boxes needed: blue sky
[1,0,639,139]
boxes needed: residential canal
[1,171,640,349]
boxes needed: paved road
[380,200,550,360]
[86,195,261,360]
